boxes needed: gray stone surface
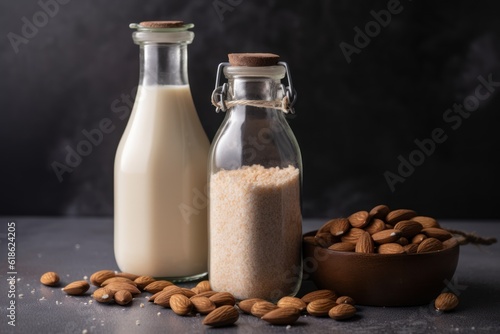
[0,217,499,333]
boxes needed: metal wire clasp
[211,61,297,114]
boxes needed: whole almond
[417,237,443,253]
[101,277,136,287]
[348,211,371,228]
[422,228,452,241]
[180,288,196,298]
[261,307,300,325]
[435,292,459,311]
[144,280,173,293]
[40,271,60,286]
[90,270,115,287]
[238,298,266,314]
[306,298,337,317]
[396,237,409,246]
[372,229,402,244]
[328,242,355,252]
[412,233,427,244]
[317,219,336,234]
[364,218,386,235]
[93,287,114,303]
[170,293,193,316]
[303,236,317,246]
[105,282,141,295]
[329,218,351,236]
[336,296,355,305]
[134,275,156,290]
[385,209,417,225]
[328,303,356,320]
[301,290,337,304]
[277,296,306,311]
[355,231,374,253]
[251,301,279,317]
[191,296,216,315]
[369,204,390,219]
[203,305,239,327]
[412,216,440,228]
[195,280,211,293]
[148,291,162,302]
[377,243,405,254]
[195,290,218,298]
[62,280,90,295]
[115,272,140,281]
[115,290,133,306]
[209,292,236,307]
[404,243,419,254]
[315,232,336,248]
[394,220,423,238]
[154,286,184,307]
[341,228,365,244]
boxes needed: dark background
[1,0,499,219]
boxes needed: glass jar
[208,53,303,301]
[114,21,209,281]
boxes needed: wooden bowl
[302,231,460,306]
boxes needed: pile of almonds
[40,270,361,327]
[305,205,459,254]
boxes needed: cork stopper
[228,53,280,67]
[139,21,185,28]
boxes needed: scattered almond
[238,298,266,314]
[93,287,114,303]
[434,292,459,311]
[209,292,236,307]
[306,298,337,317]
[250,301,279,317]
[40,272,60,286]
[115,290,133,306]
[195,280,211,293]
[62,280,90,295]
[180,288,196,298]
[170,294,193,316]
[336,296,355,305]
[144,280,173,293]
[154,286,183,307]
[134,275,156,290]
[277,296,306,311]
[301,289,337,304]
[328,303,356,320]
[195,290,218,298]
[191,296,216,315]
[115,272,140,281]
[203,305,239,327]
[105,282,141,295]
[101,277,136,287]
[261,307,300,325]
[90,270,115,287]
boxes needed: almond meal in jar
[208,53,303,301]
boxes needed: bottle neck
[139,43,188,86]
[229,77,282,101]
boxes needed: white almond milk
[114,85,209,278]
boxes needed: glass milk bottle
[208,53,303,300]
[114,21,209,281]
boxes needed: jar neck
[139,43,188,86]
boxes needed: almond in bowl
[303,205,460,306]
